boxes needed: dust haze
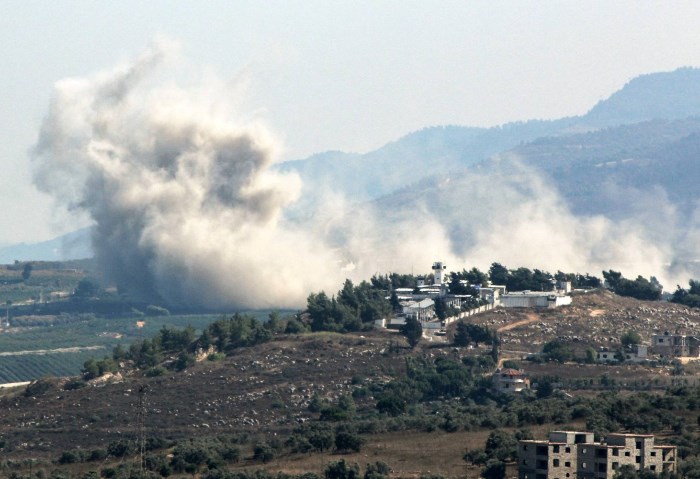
[32,43,689,309]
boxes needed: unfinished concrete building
[651,332,700,358]
[491,368,531,394]
[518,431,676,479]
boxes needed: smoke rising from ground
[33,43,349,309]
[372,161,692,290]
[33,44,692,309]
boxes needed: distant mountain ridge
[279,67,700,216]
[585,67,700,126]
[0,228,92,264]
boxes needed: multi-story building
[518,431,676,479]
[491,368,531,394]
[651,332,700,358]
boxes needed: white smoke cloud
[383,160,691,289]
[32,43,693,310]
[33,42,351,309]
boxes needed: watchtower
[432,261,446,285]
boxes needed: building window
[553,446,560,453]
[613,449,619,456]
[554,460,560,467]
[651,452,656,457]
[636,457,641,464]
[612,463,619,470]
[582,448,587,454]
[523,460,528,466]
[566,474,570,478]
[650,466,656,471]
[565,462,571,468]
[582,463,587,469]
[625,451,631,457]
[565,447,571,453]
[523,445,528,451]
[636,441,642,449]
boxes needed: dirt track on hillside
[496,312,540,332]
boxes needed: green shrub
[325,459,360,479]
[88,449,108,461]
[335,430,363,453]
[174,352,195,372]
[64,379,87,390]
[145,366,167,377]
[253,442,276,463]
[24,377,58,397]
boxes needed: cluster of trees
[488,263,555,291]
[112,325,197,370]
[369,273,417,290]
[199,314,274,352]
[287,420,364,455]
[373,356,494,417]
[447,268,486,309]
[51,434,246,478]
[464,429,533,479]
[453,322,496,348]
[671,280,700,308]
[602,270,662,301]
[306,280,392,332]
[77,313,285,382]
[487,263,601,291]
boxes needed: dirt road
[497,312,541,332]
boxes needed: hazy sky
[2,1,700,246]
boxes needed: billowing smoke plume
[32,43,351,309]
[33,43,692,309]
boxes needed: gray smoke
[32,43,693,310]
[32,43,349,309]
[366,159,693,289]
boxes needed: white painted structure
[556,280,572,293]
[479,286,504,305]
[501,291,572,308]
[403,298,435,322]
[597,345,648,363]
[432,261,446,286]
